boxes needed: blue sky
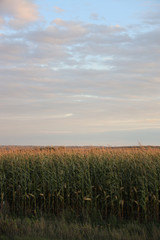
[0,0,160,146]
[36,0,154,25]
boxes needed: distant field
[1,145,160,223]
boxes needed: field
[1,146,160,239]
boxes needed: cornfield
[0,146,160,222]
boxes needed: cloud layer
[0,1,160,145]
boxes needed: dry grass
[1,216,160,240]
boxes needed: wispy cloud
[0,113,73,121]
[53,6,64,13]
[90,13,99,21]
[42,130,72,134]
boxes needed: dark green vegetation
[1,216,160,240]
[0,146,160,239]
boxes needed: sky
[0,0,160,146]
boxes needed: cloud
[0,113,73,120]
[141,3,160,25]
[43,130,72,134]
[0,17,4,27]
[53,6,64,13]
[0,0,39,28]
[26,19,87,45]
[90,13,99,21]
[0,15,160,144]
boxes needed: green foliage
[0,147,160,222]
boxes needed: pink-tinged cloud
[0,0,39,27]
[53,6,64,13]
[27,19,88,45]
[0,17,4,26]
